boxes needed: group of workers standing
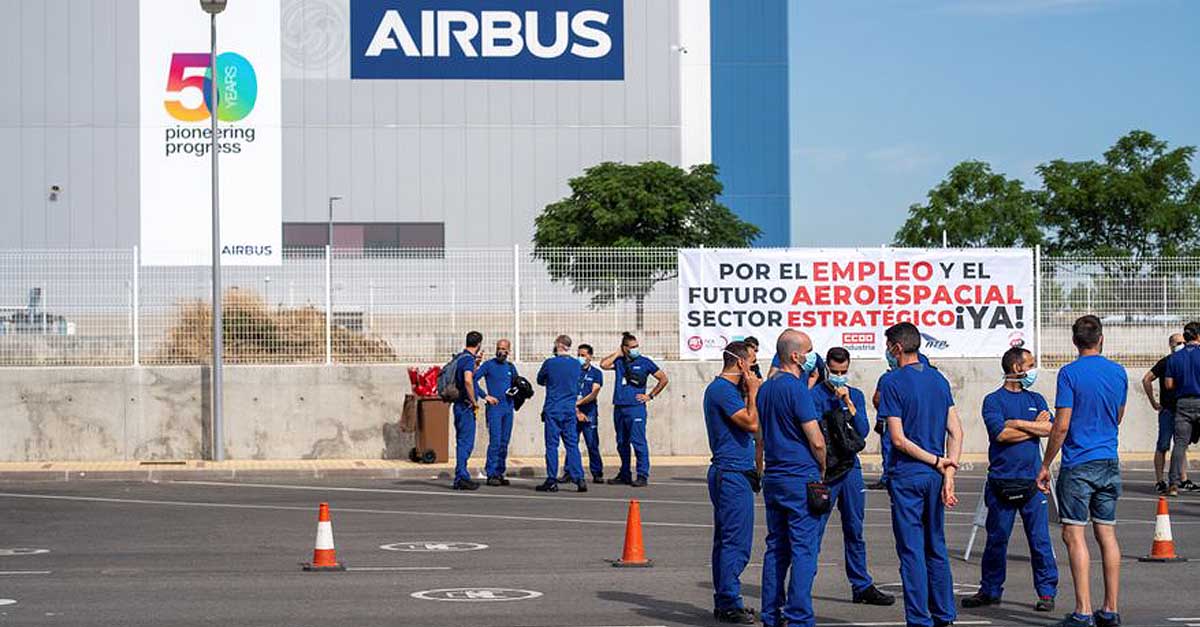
[430,313,1191,627]
[445,330,668,493]
[704,316,1135,627]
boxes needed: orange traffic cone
[611,499,653,568]
[302,503,346,571]
[1138,496,1186,563]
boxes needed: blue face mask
[801,350,818,374]
[885,349,899,370]
[628,348,641,359]
[1014,368,1038,389]
[578,356,588,367]
[828,373,848,388]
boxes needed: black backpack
[437,352,465,402]
[821,407,866,482]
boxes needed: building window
[283,222,445,258]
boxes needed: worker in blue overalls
[575,343,606,483]
[876,323,963,627]
[535,334,586,493]
[962,346,1058,612]
[758,329,828,627]
[704,341,761,624]
[871,352,934,490]
[474,338,519,487]
[601,332,669,486]
[451,331,483,491]
[809,347,895,607]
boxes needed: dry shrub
[155,289,396,364]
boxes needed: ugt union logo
[164,52,258,122]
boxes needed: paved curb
[0,453,1166,482]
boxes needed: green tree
[533,161,760,327]
[1039,130,1200,258]
[893,161,1043,248]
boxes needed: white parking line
[0,492,710,529]
[0,571,51,576]
[816,614,993,619]
[815,622,990,627]
[175,480,717,507]
[345,566,452,572]
[1166,619,1200,622]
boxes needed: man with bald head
[758,329,828,627]
[475,338,520,486]
[1143,333,1191,494]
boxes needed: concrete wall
[0,360,1160,463]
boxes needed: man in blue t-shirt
[450,331,484,491]
[1165,321,1200,496]
[574,344,605,483]
[535,334,586,493]
[601,332,669,486]
[869,352,933,491]
[1038,315,1125,627]
[703,341,761,625]
[877,323,962,627]
[757,329,828,627]
[474,338,519,487]
[962,346,1058,612]
[810,347,894,607]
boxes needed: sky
[788,0,1200,247]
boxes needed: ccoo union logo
[350,0,624,80]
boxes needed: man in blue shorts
[1166,322,1200,497]
[1038,315,1125,627]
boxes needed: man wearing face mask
[870,351,935,491]
[758,329,828,627]
[878,322,963,627]
[536,335,587,493]
[1165,322,1200,498]
[474,339,520,487]
[574,344,606,483]
[809,347,894,607]
[744,337,764,379]
[962,346,1058,612]
[601,332,669,486]
[704,341,761,624]
[1144,333,1189,495]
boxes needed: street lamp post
[328,196,343,249]
[201,0,228,462]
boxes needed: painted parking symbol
[0,599,16,606]
[380,542,488,552]
[0,549,49,556]
[410,588,542,602]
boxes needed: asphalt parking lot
[1,468,1198,626]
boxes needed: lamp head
[200,0,228,15]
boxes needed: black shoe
[1093,611,1120,627]
[713,607,756,625]
[576,481,588,493]
[558,473,570,483]
[452,480,479,491]
[631,477,648,487]
[486,476,503,487]
[593,474,604,483]
[498,476,511,486]
[607,476,632,485]
[961,591,1000,608]
[1036,596,1055,612]
[1156,481,1169,495]
[852,585,895,606]
[867,479,888,490]
[933,621,954,627]
[534,480,558,493]
[1054,613,1095,627]
[1181,479,1200,492]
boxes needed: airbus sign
[350,0,624,80]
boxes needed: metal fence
[1,248,1195,368]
